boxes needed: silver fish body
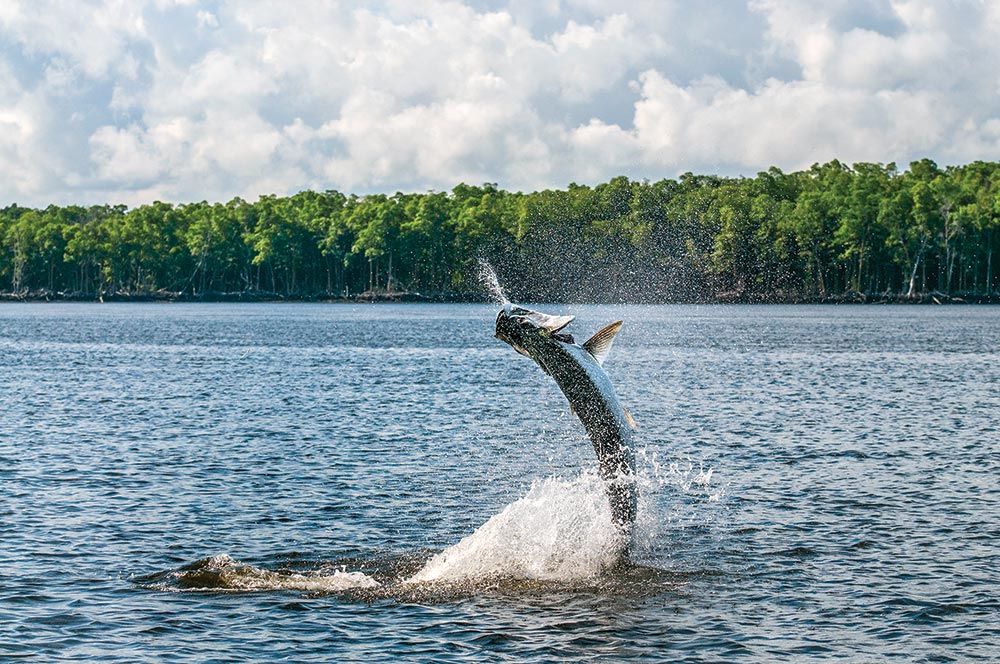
[495,305,638,538]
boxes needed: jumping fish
[494,304,638,553]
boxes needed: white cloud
[0,0,147,79]
[195,10,218,28]
[90,124,168,183]
[626,71,949,172]
[0,0,999,206]
[0,59,83,201]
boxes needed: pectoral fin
[623,406,636,430]
[582,320,623,365]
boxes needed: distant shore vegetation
[2,159,999,304]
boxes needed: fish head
[495,304,575,357]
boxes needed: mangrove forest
[2,158,999,303]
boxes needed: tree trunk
[947,249,957,293]
[816,255,826,296]
[857,250,864,293]
[987,244,993,293]
[907,255,920,298]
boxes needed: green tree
[834,163,894,293]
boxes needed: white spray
[477,258,510,307]
[408,472,624,583]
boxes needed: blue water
[1,303,998,662]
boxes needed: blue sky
[2,0,999,206]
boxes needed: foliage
[3,160,1000,301]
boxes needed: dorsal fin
[582,320,622,365]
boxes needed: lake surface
[1,303,998,662]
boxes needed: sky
[2,0,1000,207]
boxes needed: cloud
[629,71,949,171]
[0,0,147,79]
[0,0,998,206]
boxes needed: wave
[136,554,380,593]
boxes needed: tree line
[2,159,999,302]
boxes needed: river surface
[1,303,998,662]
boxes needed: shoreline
[2,290,999,305]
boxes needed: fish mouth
[498,305,575,332]
[494,308,518,347]
[494,308,528,357]
[494,308,509,338]
[495,304,577,350]
[497,305,578,361]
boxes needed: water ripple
[1,303,998,662]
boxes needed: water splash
[408,472,624,583]
[140,457,725,595]
[477,258,509,306]
[407,456,724,585]
[637,448,724,499]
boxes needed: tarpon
[495,304,638,551]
